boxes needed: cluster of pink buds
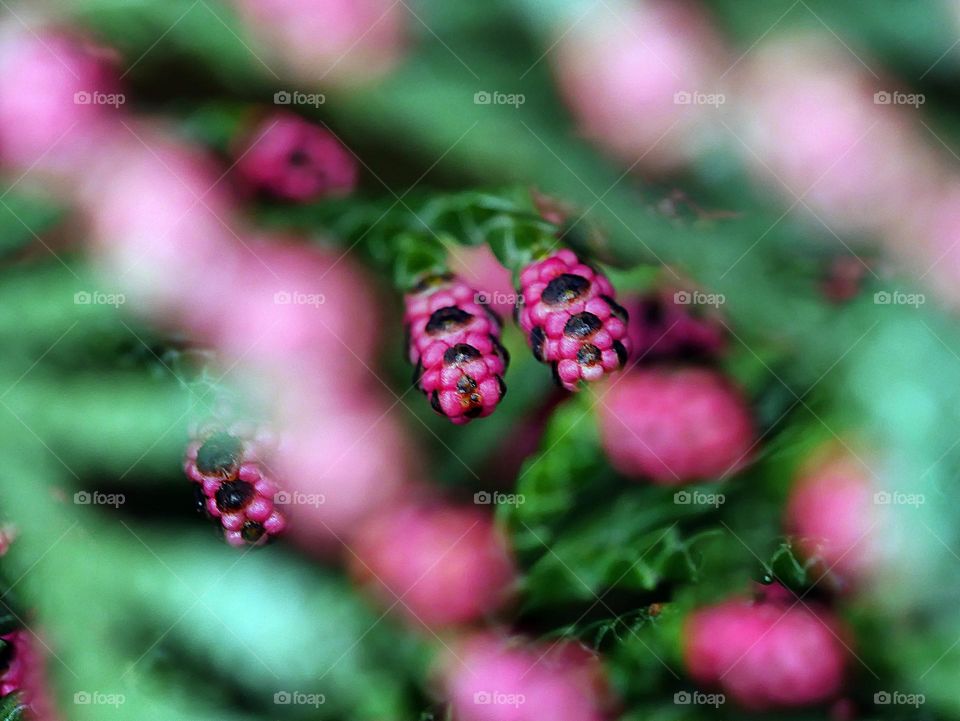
[184,422,287,547]
[404,273,509,424]
[517,249,630,391]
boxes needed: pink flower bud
[350,502,516,628]
[684,586,849,709]
[0,27,123,177]
[231,0,405,86]
[233,112,358,202]
[599,367,755,483]
[439,633,613,721]
[785,446,880,585]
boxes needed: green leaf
[0,693,26,721]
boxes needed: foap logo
[473,90,525,108]
[475,291,523,306]
[873,90,924,108]
[674,490,725,508]
[474,490,525,507]
[874,690,925,708]
[873,490,924,508]
[273,691,326,708]
[873,290,925,307]
[273,290,326,307]
[674,290,725,307]
[74,490,125,508]
[274,490,325,508]
[673,690,725,707]
[273,90,326,108]
[673,90,725,107]
[473,691,526,708]
[74,90,125,108]
[74,290,126,308]
[73,691,125,708]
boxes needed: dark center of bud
[542,274,590,305]
[530,326,546,362]
[241,521,266,543]
[577,343,602,366]
[564,312,602,339]
[0,638,15,672]
[193,484,208,516]
[215,480,255,513]
[288,148,311,167]
[426,306,473,335]
[456,375,478,393]
[196,432,243,477]
[443,343,481,365]
[603,295,630,323]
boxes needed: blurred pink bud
[447,244,515,317]
[893,180,960,307]
[0,524,15,556]
[553,0,726,172]
[275,399,416,550]
[625,287,727,363]
[83,133,240,321]
[683,586,849,709]
[233,112,358,201]
[350,501,516,628]
[785,446,880,585]
[0,27,124,176]
[440,633,613,721]
[736,36,941,235]
[231,0,406,86]
[599,367,755,483]
[194,240,380,383]
[0,630,62,720]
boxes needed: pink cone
[184,420,286,547]
[0,27,124,177]
[440,633,613,721]
[517,249,630,391]
[404,273,508,424]
[350,501,516,628]
[230,0,405,86]
[232,112,358,202]
[785,447,879,585]
[683,585,849,709]
[625,287,726,363]
[599,367,755,483]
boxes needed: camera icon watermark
[74,290,126,308]
[273,290,326,307]
[673,490,725,508]
[273,690,326,707]
[474,291,523,306]
[673,290,725,307]
[873,90,924,108]
[474,90,525,108]
[873,490,924,508]
[673,90,725,107]
[673,690,725,707]
[873,290,925,307]
[473,690,525,708]
[473,490,525,507]
[273,90,326,108]
[73,490,125,508]
[874,690,925,707]
[73,691,125,707]
[74,90,125,108]
[273,490,325,508]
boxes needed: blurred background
[1,0,960,719]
